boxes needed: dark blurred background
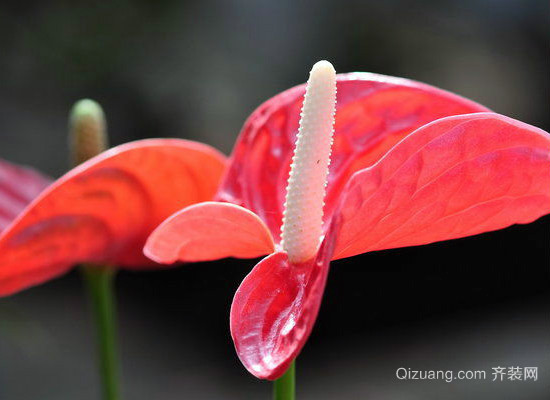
[0,1,548,399]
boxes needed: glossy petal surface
[230,225,337,380]
[0,160,51,230]
[0,139,226,296]
[334,113,550,259]
[217,73,488,242]
[145,201,275,263]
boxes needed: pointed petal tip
[231,226,338,380]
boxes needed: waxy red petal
[0,160,51,230]
[0,139,226,296]
[145,201,275,263]
[217,73,488,242]
[230,225,337,380]
[333,113,550,259]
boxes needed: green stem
[82,265,120,400]
[273,361,295,400]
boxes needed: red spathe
[145,73,550,379]
[0,159,51,231]
[0,139,227,296]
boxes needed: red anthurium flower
[0,139,226,296]
[0,159,52,231]
[145,61,550,380]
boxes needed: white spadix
[280,60,337,263]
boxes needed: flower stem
[273,361,295,400]
[82,265,121,400]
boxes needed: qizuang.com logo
[396,368,485,383]
[395,366,538,383]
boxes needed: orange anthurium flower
[145,62,550,380]
[0,139,226,296]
